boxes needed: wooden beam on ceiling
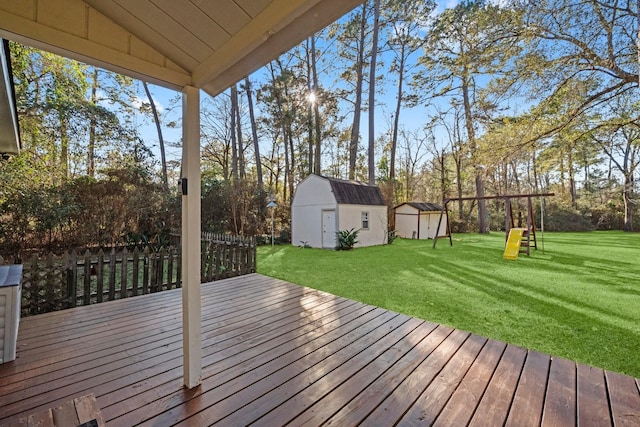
[0,4,191,91]
[0,0,364,96]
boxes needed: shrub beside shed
[394,202,447,239]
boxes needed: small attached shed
[394,202,447,239]
[292,175,388,249]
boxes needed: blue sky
[133,0,468,170]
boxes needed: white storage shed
[394,202,447,239]
[292,175,388,249]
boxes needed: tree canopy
[1,0,638,256]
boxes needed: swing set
[432,193,554,257]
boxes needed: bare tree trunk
[511,160,520,193]
[311,35,322,175]
[390,45,405,183]
[428,124,449,203]
[276,61,296,200]
[349,2,367,180]
[59,111,69,181]
[143,81,168,190]
[583,153,590,193]
[287,130,295,200]
[305,38,314,175]
[568,148,577,208]
[88,67,98,178]
[282,135,289,202]
[623,173,633,231]
[269,62,292,201]
[622,130,635,231]
[307,101,313,176]
[461,68,487,232]
[558,147,566,195]
[532,150,540,193]
[234,85,245,179]
[451,113,465,219]
[367,0,380,185]
[244,76,263,188]
[230,85,239,181]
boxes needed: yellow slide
[503,228,526,260]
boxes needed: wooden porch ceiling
[1,274,638,426]
[0,0,362,97]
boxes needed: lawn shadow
[407,257,640,376]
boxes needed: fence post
[200,241,207,283]
[251,237,257,273]
[44,253,58,312]
[120,248,128,298]
[159,249,164,291]
[167,246,174,290]
[109,248,117,300]
[65,251,77,309]
[231,243,238,277]
[207,242,216,282]
[142,246,150,294]
[96,249,104,303]
[149,250,156,293]
[133,247,141,296]
[214,243,223,280]
[176,245,182,288]
[28,253,40,316]
[82,250,92,306]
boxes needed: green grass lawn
[257,231,640,378]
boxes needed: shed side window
[361,212,369,230]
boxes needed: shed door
[322,210,336,248]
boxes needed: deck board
[606,370,640,426]
[542,357,578,426]
[576,364,611,426]
[1,273,638,426]
[472,344,528,426]
[433,338,507,426]
[362,328,469,425]
[505,350,551,426]
[398,333,487,426]
[288,320,439,426]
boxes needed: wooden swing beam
[432,193,555,250]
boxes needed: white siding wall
[418,212,448,239]
[394,205,419,239]
[291,175,337,248]
[426,212,448,238]
[338,204,388,247]
[419,212,430,239]
[394,205,447,239]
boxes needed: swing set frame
[432,193,555,254]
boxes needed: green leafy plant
[387,229,397,244]
[335,228,359,250]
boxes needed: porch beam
[181,85,201,389]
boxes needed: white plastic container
[0,264,22,364]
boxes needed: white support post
[181,85,201,388]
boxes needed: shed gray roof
[396,202,443,212]
[326,177,386,206]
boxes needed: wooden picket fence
[19,234,256,317]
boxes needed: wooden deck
[1,273,638,426]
